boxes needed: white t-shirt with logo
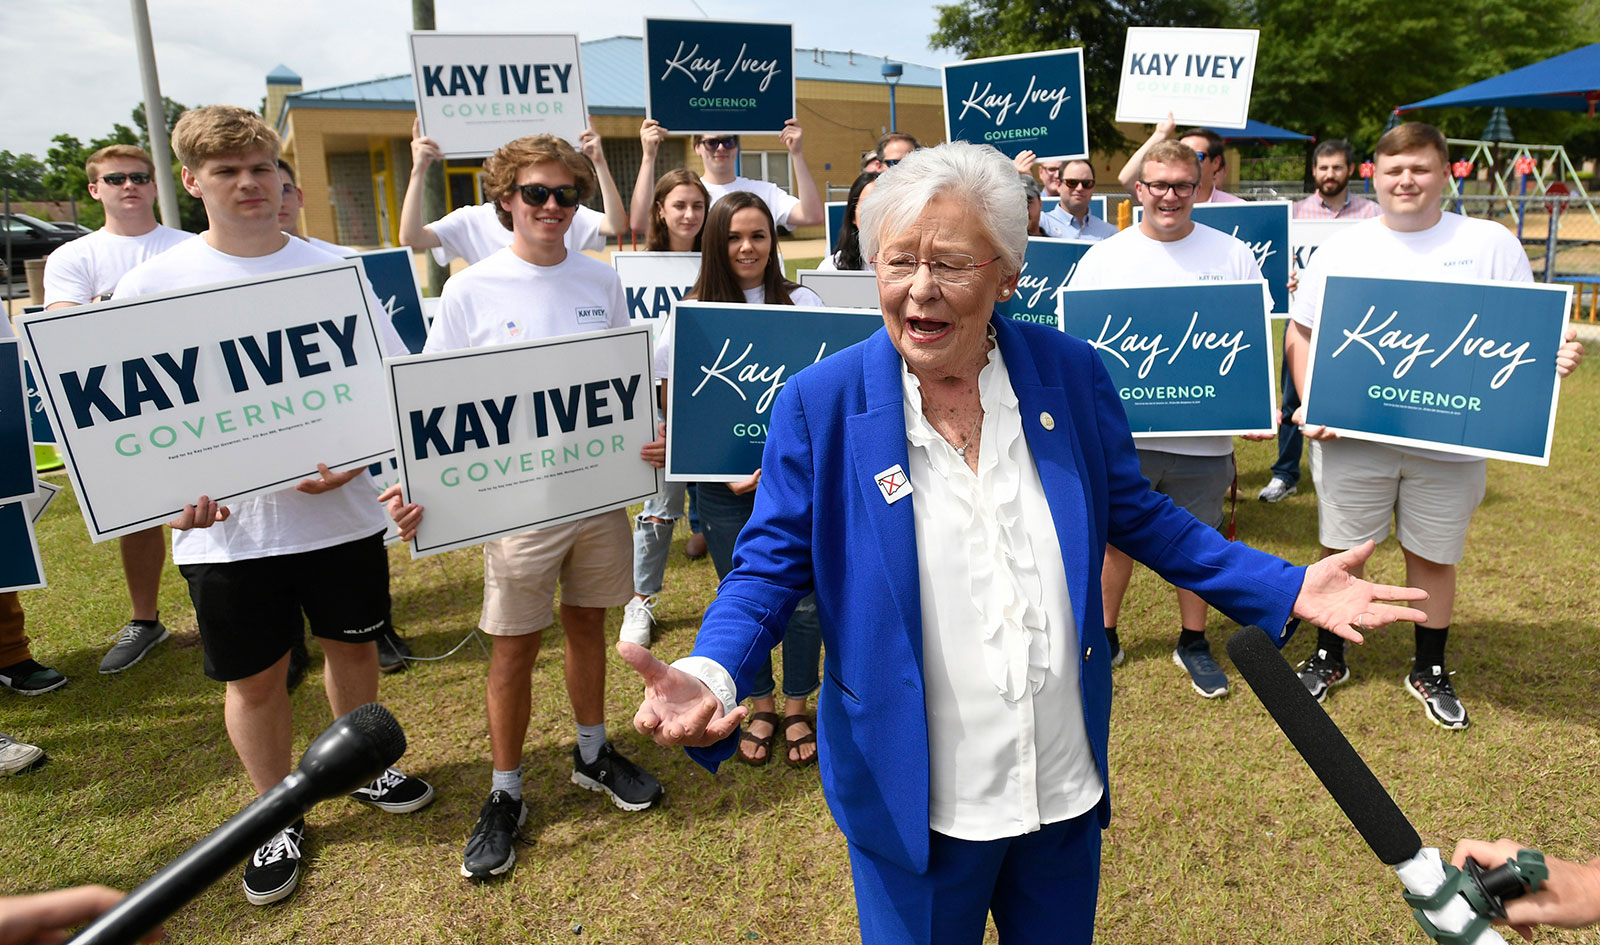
[111,235,402,564]
[424,247,629,354]
[1068,222,1271,457]
[427,202,605,267]
[651,283,824,379]
[1289,212,1533,463]
[43,225,194,305]
[702,176,803,229]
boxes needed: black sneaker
[1297,649,1350,704]
[571,742,664,811]
[243,821,305,905]
[0,659,67,695]
[286,634,310,693]
[99,620,169,674]
[350,766,435,813]
[1406,665,1469,730]
[377,630,411,674]
[461,790,526,880]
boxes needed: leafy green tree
[0,151,48,199]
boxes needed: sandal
[737,711,780,766]
[781,714,818,769]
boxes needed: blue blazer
[686,315,1304,874]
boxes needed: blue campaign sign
[644,19,796,134]
[666,302,881,480]
[1060,281,1275,436]
[24,361,54,445]
[943,48,1089,162]
[0,340,35,503]
[0,501,45,592]
[350,248,427,354]
[995,238,1095,329]
[1192,202,1290,314]
[1302,276,1571,465]
[825,201,847,255]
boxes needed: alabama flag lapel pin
[875,464,913,505]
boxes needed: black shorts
[179,531,390,682]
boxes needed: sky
[0,0,953,159]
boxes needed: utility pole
[129,0,181,227]
[414,0,450,294]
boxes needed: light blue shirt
[1040,205,1119,242]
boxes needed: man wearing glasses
[1118,117,1243,204]
[1069,139,1272,700]
[40,144,192,679]
[696,120,825,228]
[400,133,665,882]
[1040,159,1118,241]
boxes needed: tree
[930,0,1230,153]
[0,151,48,199]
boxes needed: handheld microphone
[69,703,407,945]
[1227,627,1541,945]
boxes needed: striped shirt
[1292,191,1382,219]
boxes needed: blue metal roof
[283,35,940,119]
[266,63,302,85]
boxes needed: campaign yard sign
[797,270,879,309]
[666,302,882,480]
[0,340,34,503]
[1115,27,1260,130]
[386,327,659,557]
[1288,219,1362,302]
[612,252,701,336]
[410,32,587,158]
[825,201,847,256]
[1195,202,1290,314]
[1059,281,1276,437]
[17,262,397,542]
[1302,275,1571,465]
[0,500,44,592]
[644,18,795,134]
[943,49,1089,162]
[350,248,428,354]
[998,238,1095,329]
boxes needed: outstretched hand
[0,884,162,945]
[1292,540,1429,644]
[618,641,747,747]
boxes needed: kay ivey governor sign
[410,32,588,158]
[1115,27,1259,130]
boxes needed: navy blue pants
[848,811,1101,944]
[1272,321,1304,486]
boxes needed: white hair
[858,140,1028,276]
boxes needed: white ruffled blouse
[902,340,1104,841]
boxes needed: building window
[739,151,791,192]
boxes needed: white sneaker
[1257,478,1298,503]
[619,596,657,648]
[0,733,45,776]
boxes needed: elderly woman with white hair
[619,141,1426,944]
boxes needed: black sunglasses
[515,183,581,208]
[99,172,153,186]
[699,138,738,151]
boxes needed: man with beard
[1259,140,1382,504]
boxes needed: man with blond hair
[391,132,664,883]
[113,105,432,906]
[35,144,192,680]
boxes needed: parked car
[1,213,83,278]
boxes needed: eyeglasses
[883,158,901,167]
[1139,180,1198,197]
[699,138,738,151]
[1060,179,1096,190]
[1193,151,1210,163]
[515,183,581,208]
[98,172,153,186]
[871,252,1001,285]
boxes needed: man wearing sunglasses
[628,119,825,234]
[39,144,193,679]
[1117,116,1243,204]
[1040,158,1118,242]
[1070,139,1272,701]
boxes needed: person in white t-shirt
[1287,122,1582,729]
[627,118,825,235]
[114,106,433,907]
[1070,139,1273,700]
[385,133,666,883]
[1118,116,1244,204]
[399,118,627,267]
[275,159,351,254]
[40,143,192,679]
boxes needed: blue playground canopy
[1221,119,1312,143]
[1398,43,1600,116]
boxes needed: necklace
[951,411,982,457]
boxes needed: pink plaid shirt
[1292,191,1382,219]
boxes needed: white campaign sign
[1115,27,1259,130]
[410,32,588,158]
[17,262,395,542]
[1289,219,1362,303]
[797,270,880,309]
[386,327,660,557]
[613,252,701,338]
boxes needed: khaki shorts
[1309,438,1486,565]
[480,509,632,635]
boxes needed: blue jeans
[696,481,821,700]
[1272,321,1303,486]
[632,480,687,597]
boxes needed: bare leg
[1176,588,1209,632]
[119,527,165,622]
[486,633,541,772]
[1401,548,1455,628]
[1101,546,1135,627]
[224,654,293,795]
[320,638,379,716]
[561,605,608,727]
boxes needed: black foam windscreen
[1227,626,1423,865]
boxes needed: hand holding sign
[296,462,367,495]
[779,118,804,155]
[1557,325,1583,376]
[410,118,442,174]
[378,484,423,542]
[621,640,748,747]
[168,496,231,531]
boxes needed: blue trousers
[848,812,1101,945]
[1272,321,1304,486]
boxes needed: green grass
[5,338,1599,943]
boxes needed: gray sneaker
[0,733,46,776]
[1257,478,1298,502]
[1172,639,1229,698]
[1406,665,1469,730]
[99,620,169,674]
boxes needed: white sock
[576,723,607,765]
[490,766,522,800]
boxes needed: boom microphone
[1226,627,1537,945]
[69,703,407,945]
